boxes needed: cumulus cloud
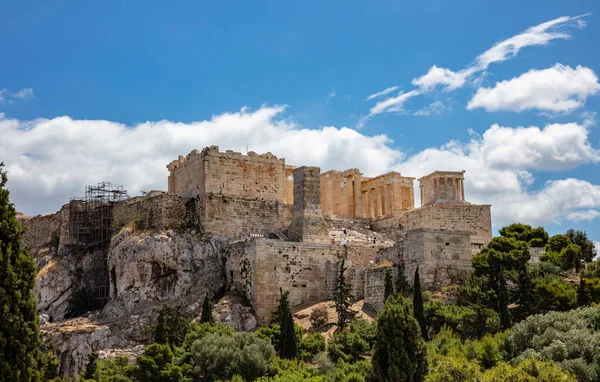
[413,14,588,92]
[366,86,400,100]
[567,210,600,221]
[2,107,599,234]
[1,106,401,215]
[473,122,600,170]
[467,64,600,113]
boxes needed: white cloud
[412,66,469,92]
[1,106,401,215]
[11,88,34,100]
[414,101,448,116]
[0,112,5,119]
[3,107,600,238]
[566,210,600,221]
[473,122,600,170]
[412,14,588,92]
[467,64,600,113]
[366,86,400,100]
[0,87,35,104]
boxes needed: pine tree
[200,293,215,324]
[372,296,428,381]
[0,163,42,381]
[384,269,394,301]
[412,267,427,340]
[275,290,297,359]
[396,260,409,296]
[332,258,356,330]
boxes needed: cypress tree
[578,277,591,307]
[498,271,512,330]
[200,293,215,324]
[412,267,427,340]
[384,268,394,301]
[372,296,428,381]
[396,260,409,296]
[276,290,297,359]
[332,258,356,330]
[0,163,42,381]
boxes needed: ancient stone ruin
[19,145,492,375]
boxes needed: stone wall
[530,246,545,265]
[111,193,188,232]
[229,239,341,323]
[364,265,396,312]
[167,146,291,203]
[403,203,492,249]
[403,228,473,287]
[288,166,328,243]
[18,206,69,258]
[201,194,293,237]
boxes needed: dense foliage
[0,163,44,381]
[332,258,357,331]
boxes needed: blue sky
[1,1,599,245]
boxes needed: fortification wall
[200,194,293,237]
[229,239,341,323]
[404,228,473,287]
[18,205,70,259]
[364,265,397,312]
[167,146,290,203]
[403,204,492,248]
[111,193,188,232]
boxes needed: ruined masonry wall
[403,204,492,248]
[404,228,473,287]
[18,205,70,258]
[364,265,397,312]
[232,240,340,324]
[111,194,188,232]
[168,146,290,203]
[200,194,293,237]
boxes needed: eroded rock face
[103,228,231,319]
[35,249,94,322]
[213,293,258,331]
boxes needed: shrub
[507,308,600,381]
[133,214,145,231]
[190,331,275,381]
[533,275,577,312]
[328,330,369,363]
[481,358,575,381]
[309,306,329,330]
[298,333,326,362]
[154,304,190,347]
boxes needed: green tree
[0,163,43,381]
[135,344,184,382]
[384,269,394,301]
[372,297,428,382]
[275,290,297,359]
[200,293,214,324]
[396,260,409,295]
[154,304,190,347]
[566,229,597,267]
[413,267,428,340]
[332,258,356,330]
[578,277,591,307]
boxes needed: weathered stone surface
[213,293,258,331]
[104,228,230,319]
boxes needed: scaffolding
[68,182,129,310]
